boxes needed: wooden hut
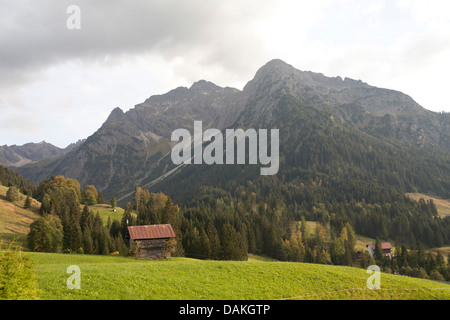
[366,242,393,259]
[127,224,176,259]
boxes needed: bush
[27,214,64,253]
[412,268,429,279]
[6,186,20,203]
[429,270,445,282]
[0,242,41,299]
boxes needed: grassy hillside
[0,185,40,246]
[406,193,450,218]
[26,252,450,300]
[0,184,127,247]
[87,204,125,224]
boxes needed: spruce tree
[110,197,117,210]
[374,238,384,265]
[24,195,32,209]
[220,223,247,261]
[68,214,83,253]
[80,205,93,232]
[436,250,445,268]
[97,191,105,204]
[206,221,220,259]
[82,226,94,254]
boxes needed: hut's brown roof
[367,242,392,250]
[128,224,176,240]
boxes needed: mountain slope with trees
[7,59,450,280]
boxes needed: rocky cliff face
[16,59,450,200]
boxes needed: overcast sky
[1,0,450,148]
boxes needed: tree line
[20,174,450,282]
[0,164,35,196]
[363,239,450,282]
[27,176,125,255]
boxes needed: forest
[20,173,450,282]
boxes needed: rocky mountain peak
[189,79,221,91]
[104,107,125,125]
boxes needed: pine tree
[97,191,105,204]
[220,223,247,261]
[120,202,133,241]
[436,250,445,268]
[374,238,384,265]
[114,235,127,255]
[110,197,117,210]
[206,221,220,259]
[39,193,51,215]
[68,214,82,253]
[82,226,94,254]
[79,205,93,232]
[399,244,409,268]
[24,195,32,209]
[92,212,110,255]
[107,216,112,230]
[300,216,307,245]
[199,227,211,259]
[416,241,426,268]
[132,187,141,211]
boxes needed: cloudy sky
[1,0,450,148]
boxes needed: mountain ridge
[13,59,450,201]
[0,140,85,168]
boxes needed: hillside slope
[406,193,450,218]
[0,185,40,246]
[28,253,450,300]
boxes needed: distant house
[127,224,176,260]
[354,250,364,262]
[367,242,393,259]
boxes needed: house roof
[128,224,176,240]
[367,242,392,250]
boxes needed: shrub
[0,242,41,299]
[6,186,20,203]
[429,270,445,282]
[27,214,64,253]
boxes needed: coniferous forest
[21,171,450,282]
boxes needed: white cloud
[396,0,450,26]
[1,0,450,147]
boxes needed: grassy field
[406,193,450,218]
[88,204,125,224]
[25,252,450,300]
[2,187,450,300]
[0,184,126,247]
[0,185,41,246]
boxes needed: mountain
[16,59,450,203]
[16,80,242,198]
[0,140,85,167]
[237,60,450,150]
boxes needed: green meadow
[26,252,450,300]
[88,204,125,225]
